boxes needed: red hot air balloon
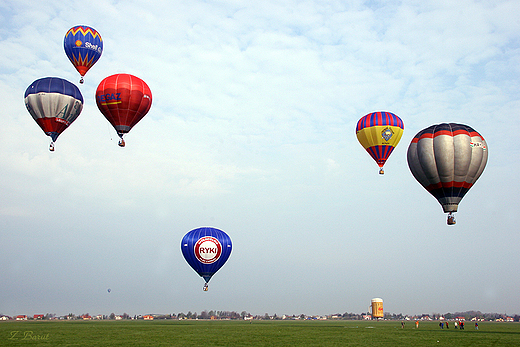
[96,74,152,147]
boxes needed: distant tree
[186,311,193,319]
[109,313,116,320]
[200,310,209,319]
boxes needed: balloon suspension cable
[79,77,84,84]
[203,283,209,291]
[447,212,456,225]
[379,167,384,175]
[49,141,55,152]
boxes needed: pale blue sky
[1,0,519,317]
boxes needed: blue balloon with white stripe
[24,77,83,151]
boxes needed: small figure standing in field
[401,321,405,328]
[454,321,458,329]
[460,321,465,330]
[439,322,444,329]
[446,322,449,329]
[475,322,478,330]
[415,321,419,329]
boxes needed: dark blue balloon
[181,227,232,286]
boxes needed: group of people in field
[401,320,479,330]
[438,320,479,330]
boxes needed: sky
[1,0,519,318]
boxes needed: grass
[1,319,519,346]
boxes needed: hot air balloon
[64,25,103,84]
[24,77,83,151]
[356,111,404,174]
[181,227,232,291]
[407,123,488,225]
[96,74,152,147]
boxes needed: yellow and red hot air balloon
[356,111,404,174]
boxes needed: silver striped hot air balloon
[407,123,488,225]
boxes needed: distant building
[16,315,27,320]
[143,315,154,320]
[34,314,44,320]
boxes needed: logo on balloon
[194,237,222,264]
[470,142,486,150]
[381,127,394,141]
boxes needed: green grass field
[1,319,519,346]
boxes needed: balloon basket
[203,283,209,291]
[447,213,456,225]
[49,142,55,152]
[118,138,126,147]
[379,168,384,175]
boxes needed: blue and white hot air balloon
[181,227,232,291]
[24,77,83,151]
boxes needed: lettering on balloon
[55,118,70,126]
[84,41,103,53]
[98,93,122,105]
[194,237,222,264]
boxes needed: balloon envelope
[64,25,103,83]
[407,123,488,215]
[181,227,232,284]
[24,77,83,149]
[96,74,152,145]
[356,111,404,173]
